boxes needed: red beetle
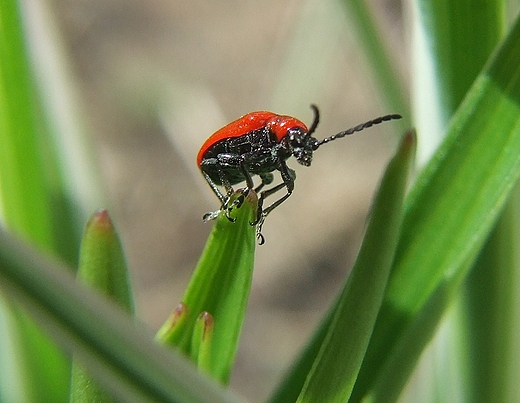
[198,105,401,242]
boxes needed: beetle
[198,105,401,243]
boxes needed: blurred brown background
[32,0,406,400]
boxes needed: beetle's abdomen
[200,128,286,185]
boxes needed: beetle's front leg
[255,162,295,223]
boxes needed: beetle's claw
[235,187,250,209]
[204,188,268,243]
[202,210,221,222]
[224,208,237,222]
[249,208,262,226]
[234,194,245,209]
[222,191,246,222]
[249,196,264,226]
[256,231,265,245]
[254,214,267,245]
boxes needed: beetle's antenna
[306,104,320,138]
[316,114,402,148]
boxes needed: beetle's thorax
[266,115,307,142]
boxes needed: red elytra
[197,112,307,165]
[197,105,401,244]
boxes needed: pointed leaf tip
[198,311,214,341]
[277,127,413,403]
[162,188,256,382]
[193,312,214,373]
[86,209,114,233]
[78,209,134,313]
[72,209,134,402]
[401,129,417,153]
[156,302,189,344]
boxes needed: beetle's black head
[287,128,319,167]
[287,104,320,167]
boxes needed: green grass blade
[411,0,503,399]
[0,299,70,402]
[360,254,473,403]
[294,131,414,403]
[157,192,256,383]
[191,312,214,374]
[70,210,135,403]
[415,0,505,123]
[0,1,74,400]
[350,13,520,402]
[413,1,509,401]
[0,0,54,248]
[340,0,410,120]
[75,210,135,314]
[412,0,505,163]
[363,198,520,403]
[267,308,334,403]
[463,191,520,403]
[269,131,415,403]
[0,228,247,403]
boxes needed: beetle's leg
[253,164,295,242]
[249,172,274,228]
[255,172,274,193]
[216,167,235,199]
[252,161,295,225]
[202,171,227,204]
[200,159,238,222]
[216,167,243,222]
[252,182,285,223]
[255,216,266,245]
[236,161,254,202]
[201,170,232,222]
[222,160,254,216]
[205,154,248,221]
[202,154,258,222]
[200,158,235,202]
[215,156,256,221]
[262,163,295,217]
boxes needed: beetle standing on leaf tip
[197,104,402,244]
